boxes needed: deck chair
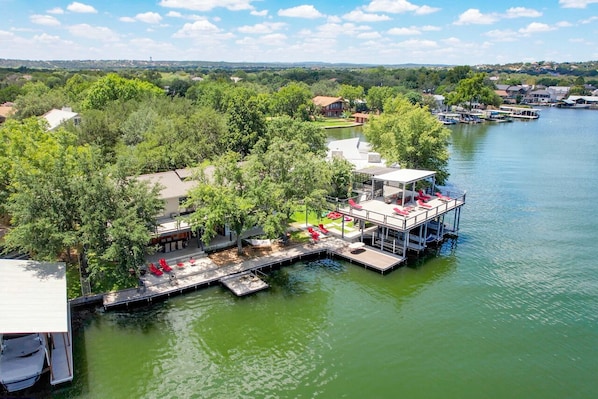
[436,192,452,201]
[393,207,409,216]
[149,263,163,276]
[417,199,432,209]
[318,224,329,234]
[348,198,363,210]
[417,190,432,201]
[159,258,173,272]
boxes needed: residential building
[312,96,346,117]
[42,107,81,131]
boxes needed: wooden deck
[333,245,405,274]
[102,237,408,309]
[220,271,269,296]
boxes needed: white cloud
[421,25,441,31]
[166,11,183,18]
[30,14,61,27]
[278,5,325,19]
[0,30,16,40]
[395,39,437,49]
[67,2,98,13]
[364,0,437,14]
[47,7,64,15]
[357,31,382,40]
[135,12,163,24]
[518,22,555,35]
[238,22,285,34]
[387,27,421,35]
[67,24,119,41]
[251,10,268,17]
[484,29,518,42]
[119,17,136,23]
[33,33,61,43]
[414,5,440,15]
[172,19,222,38]
[559,0,598,8]
[343,10,390,22]
[454,9,498,25]
[504,7,542,18]
[316,22,370,38]
[159,0,254,11]
[260,33,287,46]
[580,16,598,23]
[327,15,342,23]
[556,21,573,27]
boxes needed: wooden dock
[102,237,406,310]
[220,271,269,296]
[333,245,405,274]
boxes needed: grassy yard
[311,118,357,128]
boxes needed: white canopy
[374,169,436,185]
[0,260,68,334]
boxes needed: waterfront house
[561,95,598,108]
[312,96,346,117]
[547,86,570,102]
[524,89,551,104]
[352,112,370,124]
[42,107,81,131]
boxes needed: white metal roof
[0,260,68,334]
[137,170,197,200]
[374,169,436,184]
[42,108,79,131]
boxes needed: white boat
[0,333,47,393]
[499,106,540,120]
[483,110,513,122]
[436,112,460,125]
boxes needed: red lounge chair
[308,226,316,234]
[327,212,341,220]
[159,258,173,272]
[310,231,319,241]
[393,207,409,216]
[436,192,452,201]
[348,198,363,210]
[418,190,432,201]
[149,263,163,276]
[417,199,432,209]
[318,224,329,234]
[189,257,196,265]
[177,261,185,268]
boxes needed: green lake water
[56,108,598,399]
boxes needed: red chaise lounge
[348,199,363,210]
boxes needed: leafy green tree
[310,80,340,96]
[223,87,266,156]
[254,116,327,156]
[13,81,67,119]
[82,73,163,109]
[329,157,354,198]
[338,84,365,111]
[364,96,451,184]
[0,85,22,103]
[445,73,501,109]
[270,82,312,119]
[366,86,397,112]
[185,154,258,254]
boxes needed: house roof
[0,260,68,333]
[374,169,436,185]
[313,96,344,107]
[137,169,197,200]
[42,108,79,131]
[0,105,15,119]
[495,90,508,97]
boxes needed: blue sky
[1,0,597,65]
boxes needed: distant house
[524,89,551,104]
[547,86,570,102]
[42,107,81,131]
[312,96,346,117]
[352,112,370,124]
[562,95,598,108]
[0,103,15,124]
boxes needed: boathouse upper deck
[329,167,465,233]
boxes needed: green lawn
[311,118,356,128]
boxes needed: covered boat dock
[0,260,73,392]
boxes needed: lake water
[56,108,598,398]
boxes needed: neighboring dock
[102,237,405,310]
[220,271,269,296]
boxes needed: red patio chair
[310,231,320,241]
[318,224,329,234]
[149,263,163,276]
[393,207,409,216]
[348,198,363,210]
[418,190,432,201]
[417,199,432,209]
[436,192,452,201]
[159,258,173,272]
[177,261,185,268]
